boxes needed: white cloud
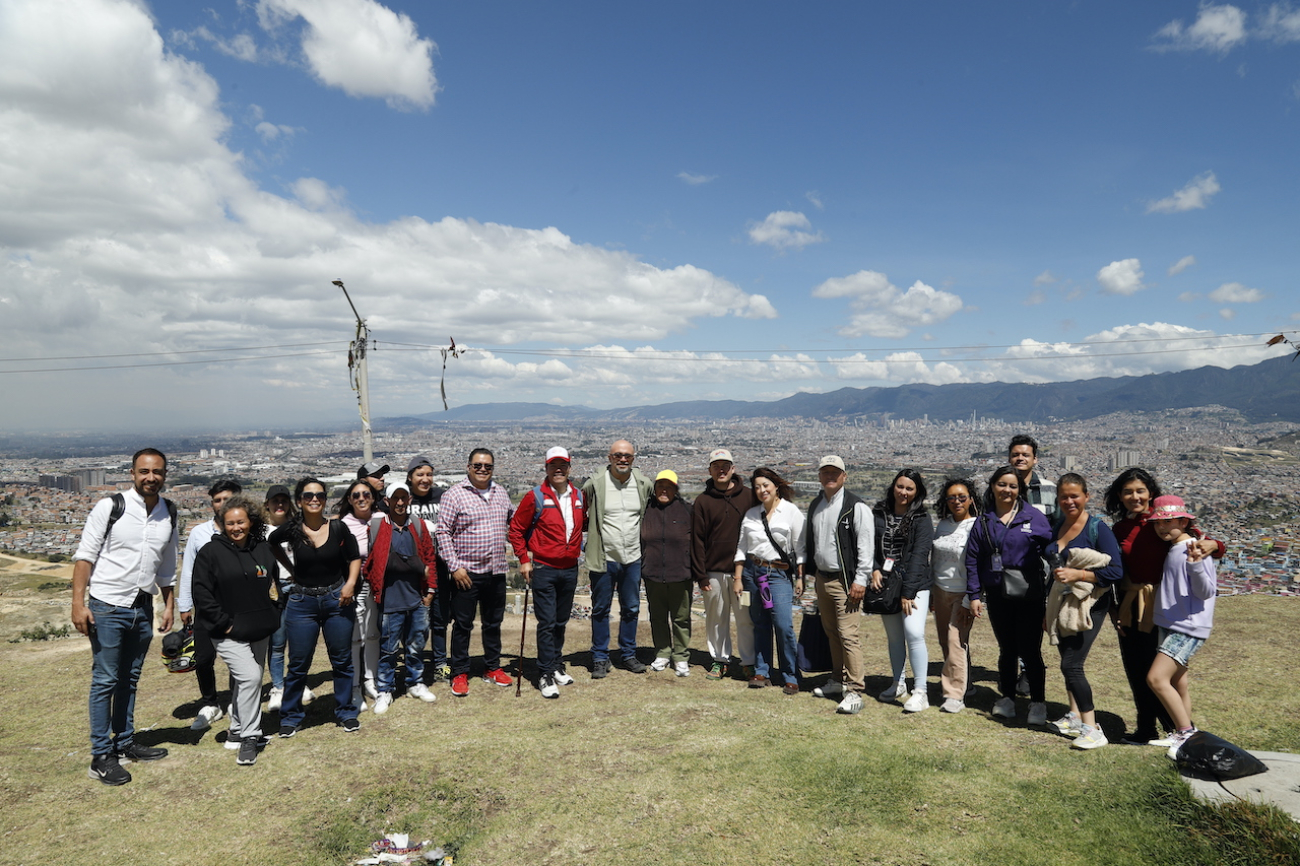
[1024,290,1047,306]
[676,171,716,185]
[0,0,776,428]
[812,271,964,338]
[256,0,438,110]
[829,352,966,385]
[1096,259,1146,295]
[1259,3,1300,42]
[747,210,825,251]
[1208,281,1264,302]
[173,26,262,63]
[1219,308,1237,319]
[805,190,824,210]
[1178,291,1202,302]
[1152,4,1248,53]
[1168,255,1197,275]
[255,120,298,142]
[1146,172,1221,213]
[1033,270,1057,286]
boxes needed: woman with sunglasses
[929,478,980,714]
[269,477,362,736]
[732,467,805,695]
[871,469,934,712]
[339,479,380,712]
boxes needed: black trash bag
[1173,730,1269,780]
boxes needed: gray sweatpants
[214,637,268,741]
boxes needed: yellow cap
[654,470,679,486]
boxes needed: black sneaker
[620,656,647,674]
[341,718,360,733]
[278,724,298,739]
[88,754,131,786]
[237,737,259,766]
[117,743,168,763]
[591,659,611,679]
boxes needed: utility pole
[333,279,373,464]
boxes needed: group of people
[71,436,1221,785]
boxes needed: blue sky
[1,1,1297,431]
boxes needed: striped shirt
[434,478,513,575]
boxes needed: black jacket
[871,505,935,601]
[642,496,693,583]
[193,534,281,642]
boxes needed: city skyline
[3,1,1300,431]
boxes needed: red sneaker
[483,668,513,687]
[451,673,469,697]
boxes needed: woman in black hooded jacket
[193,495,281,765]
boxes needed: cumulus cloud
[676,171,716,185]
[1152,4,1248,53]
[1208,281,1264,302]
[1168,255,1197,275]
[812,271,964,338]
[1147,172,1220,213]
[829,352,966,385]
[747,210,825,251]
[1096,259,1146,296]
[256,0,438,110]
[1033,270,1057,286]
[0,0,777,428]
[1259,3,1300,42]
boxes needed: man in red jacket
[508,447,585,699]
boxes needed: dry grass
[0,595,1296,866]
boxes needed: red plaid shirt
[434,478,513,575]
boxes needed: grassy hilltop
[1,596,1297,866]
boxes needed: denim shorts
[1157,627,1205,667]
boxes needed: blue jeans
[532,565,577,676]
[377,604,430,693]
[742,563,798,686]
[589,559,642,661]
[87,594,154,756]
[268,603,288,690]
[280,588,357,727]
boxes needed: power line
[0,349,340,374]
[0,341,346,364]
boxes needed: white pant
[352,583,380,693]
[704,571,755,665]
[881,589,931,686]
[214,636,268,741]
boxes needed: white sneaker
[540,674,559,699]
[1072,725,1109,750]
[1051,712,1083,737]
[266,687,283,712]
[302,686,315,705]
[372,692,393,715]
[1166,728,1198,760]
[408,683,437,703]
[903,689,929,713]
[813,681,844,698]
[836,692,864,715]
[877,681,906,703]
[354,689,368,713]
[674,661,690,677]
[223,733,243,750]
[991,697,1016,718]
[1147,734,1176,748]
[940,698,965,714]
[552,666,575,686]
[650,657,670,671]
[1027,702,1048,726]
[364,681,379,700]
[191,704,224,731]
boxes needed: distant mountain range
[381,354,1300,426]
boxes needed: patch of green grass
[10,620,72,642]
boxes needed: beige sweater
[1045,548,1112,645]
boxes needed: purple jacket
[1154,541,1217,639]
[965,505,1052,600]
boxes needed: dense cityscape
[2,406,1297,600]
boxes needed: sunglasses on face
[300,491,326,501]
[350,491,373,500]
[470,462,494,471]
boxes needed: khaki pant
[814,573,864,692]
[931,588,971,701]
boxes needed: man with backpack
[435,448,514,697]
[71,448,178,786]
[508,447,586,699]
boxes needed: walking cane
[515,585,530,697]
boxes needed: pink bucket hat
[1151,494,1194,521]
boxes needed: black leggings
[1055,592,1110,714]
[986,594,1046,701]
[1117,621,1175,737]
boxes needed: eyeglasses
[350,491,372,500]
[300,491,326,501]
[470,462,494,471]
[946,494,970,502]
[610,452,634,461]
